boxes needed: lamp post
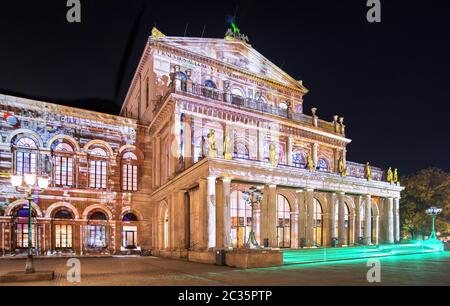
[425,207,442,240]
[242,187,263,249]
[10,173,49,274]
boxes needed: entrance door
[122,226,137,249]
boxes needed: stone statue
[269,144,278,166]
[387,167,393,183]
[223,136,233,160]
[207,129,218,158]
[339,158,346,177]
[366,162,372,181]
[394,168,399,184]
[307,153,315,172]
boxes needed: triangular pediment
[153,35,307,93]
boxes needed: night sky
[0,0,449,175]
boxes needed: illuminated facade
[120,28,404,265]
[0,96,151,256]
[0,27,404,266]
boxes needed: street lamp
[10,173,50,274]
[242,187,263,249]
[425,207,442,240]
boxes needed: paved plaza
[0,252,449,286]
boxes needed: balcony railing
[156,82,338,135]
[346,161,385,181]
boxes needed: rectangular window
[122,164,138,191]
[16,152,37,175]
[16,224,36,248]
[87,225,107,249]
[55,224,73,249]
[55,156,73,187]
[89,160,107,189]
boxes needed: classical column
[291,212,299,248]
[384,197,395,244]
[312,143,319,167]
[261,185,277,248]
[174,190,187,250]
[364,194,372,245]
[337,192,346,246]
[329,193,337,242]
[184,116,193,168]
[205,176,217,249]
[287,137,293,166]
[216,178,231,249]
[297,190,306,247]
[354,195,362,243]
[394,197,401,243]
[305,189,314,247]
[257,122,265,161]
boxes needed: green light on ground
[283,240,445,265]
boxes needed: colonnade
[154,177,401,251]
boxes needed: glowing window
[293,153,306,169]
[230,190,253,248]
[276,195,291,248]
[55,224,73,249]
[317,158,329,172]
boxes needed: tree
[400,168,450,240]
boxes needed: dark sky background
[0,0,449,175]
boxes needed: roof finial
[151,27,166,39]
[225,15,249,44]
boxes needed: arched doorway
[122,213,139,250]
[86,211,108,252]
[313,199,323,246]
[52,209,75,252]
[276,195,291,248]
[230,190,253,248]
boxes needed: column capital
[221,177,232,183]
[305,188,314,192]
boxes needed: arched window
[231,88,245,106]
[53,209,74,249]
[89,211,108,221]
[204,80,217,89]
[279,102,289,110]
[313,199,323,246]
[317,158,329,172]
[233,142,250,160]
[89,147,108,189]
[122,152,138,192]
[14,137,38,175]
[53,209,74,219]
[123,213,138,222]
[276,195,291,248]
[230,190,253,248]
[52,141,75,187]
[122,213,139,249]
[293,153,306,169]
